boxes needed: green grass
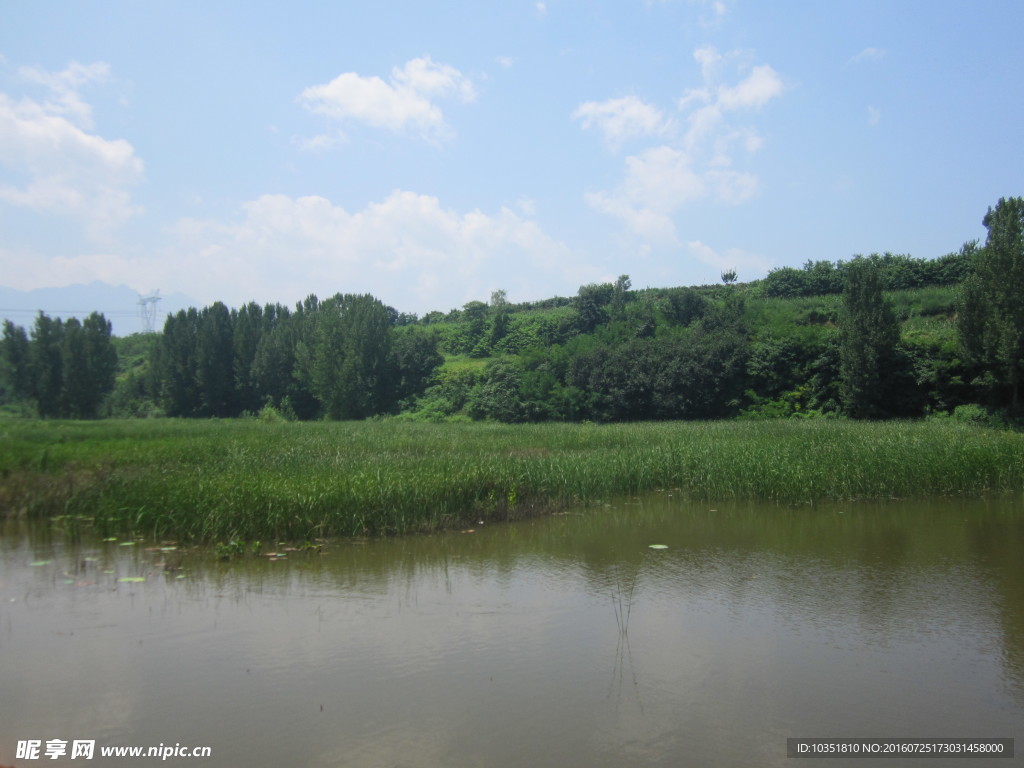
[1,418,1023,542]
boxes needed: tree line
[2,198,1022,424]
[1,312,117,419]
[143,293,442,419]
[759,248,975,298]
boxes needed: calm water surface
[1,495,1022,767]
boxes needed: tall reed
[1,418,1022,541]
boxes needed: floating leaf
[29,560,51,566]
[119,542,135,547]
[103,537,118,542]
[117,577,146,583]
[648,544,668,550]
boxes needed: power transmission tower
[137,290,162,333]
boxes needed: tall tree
[30,313,65,418]
[60,319,90,418]
[233,302,266,414]
[389,327,443,406]
[154,308,204,417]
[195,302,236,417]
[80,312,118,417]
[462,300,490,356]
[958,197,1024,410]
[251,308,295,410]
[488,289,510,349]
[576,282,614,333]
[312,294,393,419]
[838,257,900,418]
[1,319,32,403]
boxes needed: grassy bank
[1,418,1023,542]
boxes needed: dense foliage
[2,198,1023,424]
[958,197,1024,409]
[1,312,117,419]
[759,247,976,298]
[838,259,902,418]
[138,294,442,420]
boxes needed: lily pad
[648,544,669,550]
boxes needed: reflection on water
[1,496,1022,767]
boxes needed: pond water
[1,495,1022,767]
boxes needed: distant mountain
[0,282,197,337]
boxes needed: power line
[0,308,144,315]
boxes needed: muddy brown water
[1,495,1022,767]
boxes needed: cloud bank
[577,46,783,246]
[0,61,143,239]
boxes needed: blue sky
[1,0,1022,317]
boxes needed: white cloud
[536,2,548,16]
[848,47,886,66]
[392,56,476,102]
[705,169,759,203]
[298,56,475,144]
[653,0,728,26]
[2,191,591,313]
[693,45,723,81]
[573,95,672,150]
[582,46,783,243]
[586,146,704,244]
[16,61,110,128]
[586,145,760,243]
[697,0,728,26]
[0,62,143,239]
[717,64,783,110]
[496,56,514,69]
[294,132,346,152]
[148,191,583,312]
[515,197,537,216]
[867,105,881,127]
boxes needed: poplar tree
[1,320,32,402]
[195,302,236,417]
[958,197,1024,411]
[30,313,65,418]
[60,318,90,417]
[312,293,393,419]
[838,257,900,418]
[79,312,118,417]
[156,308,202,417]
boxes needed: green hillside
[3,213,1023,426]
